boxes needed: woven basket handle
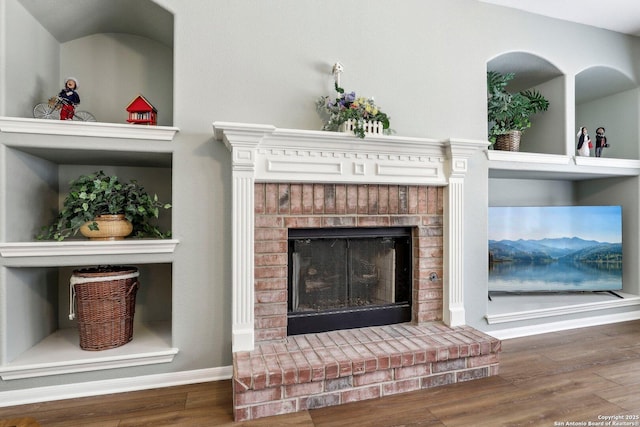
[127,280,139,296]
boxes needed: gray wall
[1,0,639,393]
[577,89,640,159]
[2,0,60,117]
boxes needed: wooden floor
[1,320,640,426]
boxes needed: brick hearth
[233,323,500,421]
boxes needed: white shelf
[487,150,640,180]
[0,322,178,380]
[0,117,179,141]
[485,292,640,324]
[0,117,178,167]
[0,239,179,258]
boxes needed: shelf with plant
[316,83,392,138]
[36,171,172,242]
[487,71,549,151]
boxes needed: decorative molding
[230,173,255,352]
[0,116,179,141]
[485,295,640,324]
[214,121,457,186]
[0,239,179,258]
[486,150,570,165]
[0,349,179,380]
[488,150,640,179]
[443,177,466,327]
[574,155,640,169]
[0,366,232,408]
[487,311,640,340]
[214,122,487,350]
[443,138,489,327]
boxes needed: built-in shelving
[487,150,640,180]
[0,118,179,379]
[487,148,640,330]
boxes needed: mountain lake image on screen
[488,206,622,293]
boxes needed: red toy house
[126,94,157,125]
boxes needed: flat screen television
[488,205,622,293]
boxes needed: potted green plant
[487,71,550,151]
[37,170,171,241]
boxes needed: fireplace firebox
[287,227,412,335]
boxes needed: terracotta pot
[80,214,133,240]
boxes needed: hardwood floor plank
[309,389,442,426]
[595,384,640,412]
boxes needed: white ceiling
[480,0,640,37]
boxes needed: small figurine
[576,126,591,157]
[58,77,80,120]
[595,127,608,157]
[126,94,158,125]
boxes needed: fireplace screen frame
[287,227,413,335]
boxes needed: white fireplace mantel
[213,122,488,352]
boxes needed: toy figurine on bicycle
[32,77,95,121]
[58,77,80,120]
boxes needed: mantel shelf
[0,239,179,258]
[487,150,640,180]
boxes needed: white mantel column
[443,139,488,327]
[216,125,273,352]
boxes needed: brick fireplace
[214,123,498,420]
[254,182,444,343]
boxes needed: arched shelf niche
[12,0,174,126]
[575,66,638,160]
[487,52,564,155]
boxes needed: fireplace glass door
[288,227,412,335]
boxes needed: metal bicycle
[33,96,96,122]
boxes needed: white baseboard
[0,365,233,408]
[486,311,640,340]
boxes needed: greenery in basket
[487,70,550,144]
[37,170,172,241]
[316,83,391,138]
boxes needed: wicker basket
[70,266,139,351]
[494,130,522,151]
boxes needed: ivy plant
[37,170,171,241]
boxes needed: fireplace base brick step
[232,322,501,421]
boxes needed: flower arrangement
[316,83,391,138]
